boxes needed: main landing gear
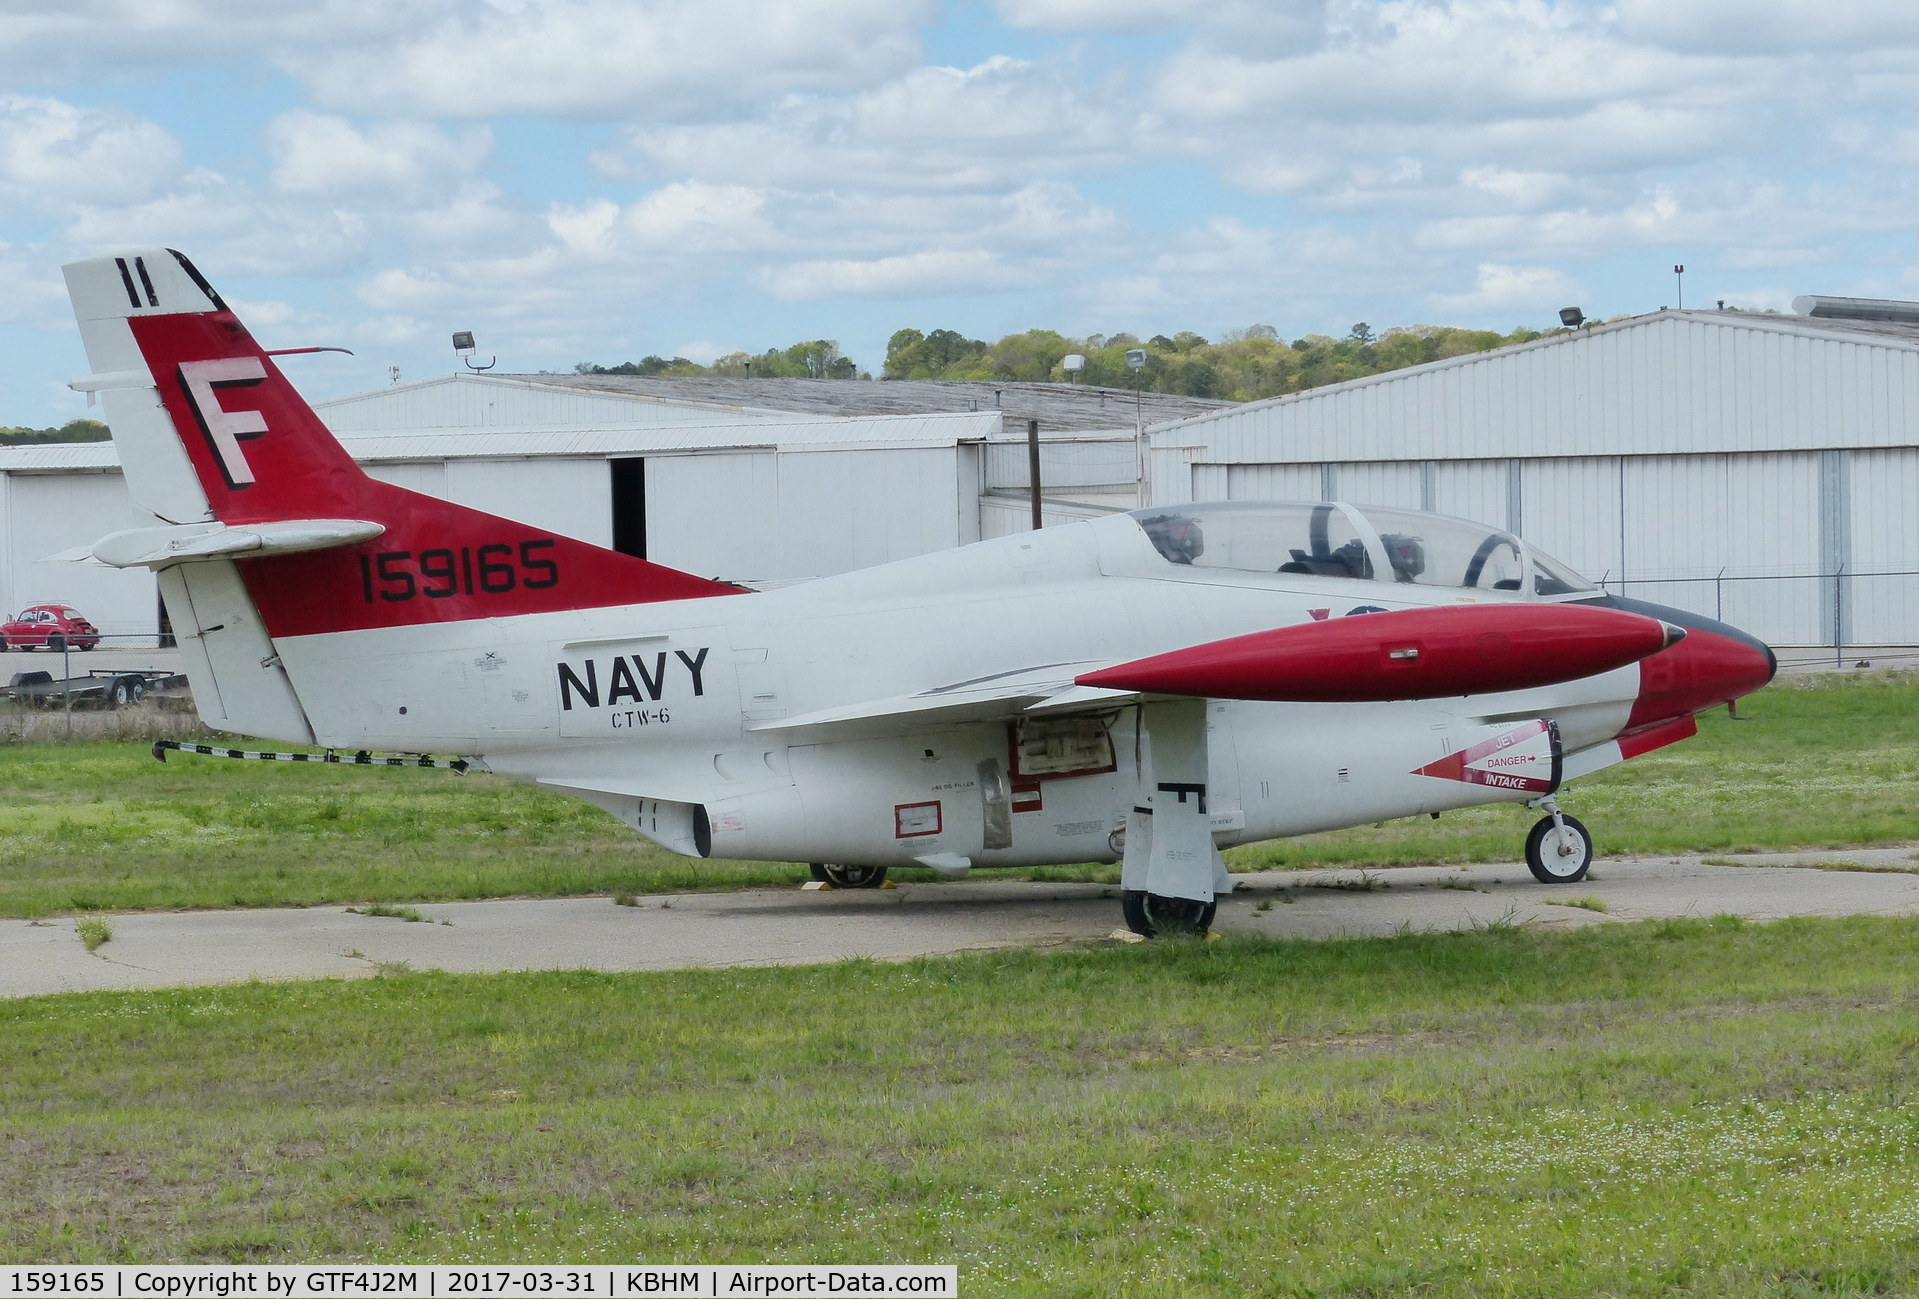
[809,862,890,889]
[1120,890,1217,939]
[1524,797,1594,884]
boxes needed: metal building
[0,374,1219,645]
[1144,301,1919,649]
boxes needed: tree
[884,327,987,379]
[573,312,1563,402]
[0,419,110,445]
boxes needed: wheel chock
[802,880,832,891]
[1110,929,1147,943]
[880,880,898,889]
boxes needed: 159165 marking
[357,540,559,603]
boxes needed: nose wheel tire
[1121,889,1218,938]
[1525,813,1594,883]
[809,862,890,889]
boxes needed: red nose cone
[1628,627,1777,728]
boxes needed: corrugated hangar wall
[1148,311,1919,648]
[0,431,988,643]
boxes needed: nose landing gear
[1524,797,1593,883]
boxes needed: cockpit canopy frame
[1127,500,1595,599]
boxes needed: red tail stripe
[127,312,743,637]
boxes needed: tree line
[577,337,858,381]
[0,419,110,446]
[578,320,1561,402]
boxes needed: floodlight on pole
[1062,353,1085,383]
[1125,350,1148,508]
[452,330,495,372]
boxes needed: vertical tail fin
[65,249,742,643]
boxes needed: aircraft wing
[751,661,1138,734]
[752,603,1680,737]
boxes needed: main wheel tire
[46,634,66,653]
[1120,889,1218,938]
[107,680,131,707]
[809,862,889,889]
[1525,813,1594,883]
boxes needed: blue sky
[5,0,1919,425]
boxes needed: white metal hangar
[1143,297,1919,650]
[0,373,1220,644]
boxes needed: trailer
[5,669,188,709]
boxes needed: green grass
[0,676,1914,917]
[5,914,1919,1294]
[0,743,815,917]
[73,917,111,951]
[1547,894,1609,913]
[345,903,428,923]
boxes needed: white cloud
[0,0,929,120]
[1428,263,1584,316]
[546,183,774,259]
[0,96,183,206]
[267,111,492,201]
[1075,216,1392,325]
[621,183,771,251]
[356,267,451,312]
[1413,174,1919,272]
[0,243,68,324]
[1616,0,1919,55]
[994,0,1185,33]
[1154,1,1728,125]
[759,249,1034,300]
[1148,0,1777,214]
[296,0,931,119]
[62,170,368,275]
[597,57,1131,193]
[0,1,389,78]
[224,297,299,328]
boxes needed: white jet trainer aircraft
[64,250,1776,935]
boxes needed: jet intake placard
[1412,718,1560,794]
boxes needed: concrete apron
[6,846,1919,998]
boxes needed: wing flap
[750,662,1135,734]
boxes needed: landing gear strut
[809,862,889,889]
[1120,890,1217,938]
[1524,798,1593,884]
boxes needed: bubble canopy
[1129,501,1596,598]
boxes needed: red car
[1,605,100,651]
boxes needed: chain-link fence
[1597,568,1919,660]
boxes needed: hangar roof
[530,375,1231,435]
[1148,306,1919,463]
[318,372,1229,439]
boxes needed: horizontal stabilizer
[1077,603,1683,703]
[91,519,385,568]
